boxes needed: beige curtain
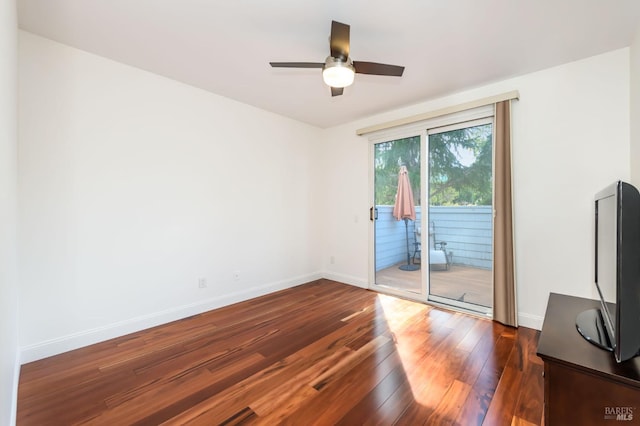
[493,100,517,327]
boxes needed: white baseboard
[20,272,323,363]
[518,311,544,330]
[321,272,368,289]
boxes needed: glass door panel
[427,120,493,313]
[372,136,423,296]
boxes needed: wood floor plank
[17,280,544,425]
[364,376,416,425]
[275,339,402,425]
[127,352,269,425]
[426,379,473,425]
[511,328,545,426]
[483,326,536,425]
[334,363,408,425]
[392,318,480,424]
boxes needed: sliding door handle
[370,207,378,221]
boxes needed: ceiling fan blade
[270,62,324,69]
[330,21,350,60]
[353,61,405,77]
[331,87,344,97]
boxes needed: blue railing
[375,205,492,271]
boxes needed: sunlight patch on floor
[376,291,487,414]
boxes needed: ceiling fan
[270,20,405,97]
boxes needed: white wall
[0,1,19,424]
[631,25,640,185]
[18,32,323,362]
[322,48,631,329]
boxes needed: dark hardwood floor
[17,280,544,425]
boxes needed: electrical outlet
[330,256,335,265]
[198,278,207,288]
[233,271,240,281]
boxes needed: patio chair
[413,222,451,270]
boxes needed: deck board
[376,263,493,307]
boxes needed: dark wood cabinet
[537,293,640,425]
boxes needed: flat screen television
[576,180,640,363]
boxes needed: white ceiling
[17,0,640,128]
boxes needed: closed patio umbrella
[393,165,420,271]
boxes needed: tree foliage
[375,136,421,206]
[374,124,492,207]
[429,124,492,206]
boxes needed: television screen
[595,193,617,348]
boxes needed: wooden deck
[376,263,492,308]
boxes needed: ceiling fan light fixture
[322,56,355,88]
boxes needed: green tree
[374,124,492,207]
[429,124,492,206]
[375,136,421,206]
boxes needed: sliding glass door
[427,119,493,314]
[368,106,496,314]
[371,135,424,298]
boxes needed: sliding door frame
[367,105,495,311]
[426,117,494,316]
[368,130,427,302]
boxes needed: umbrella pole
[399,218,420,271]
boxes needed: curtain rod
[356,90,519,136]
